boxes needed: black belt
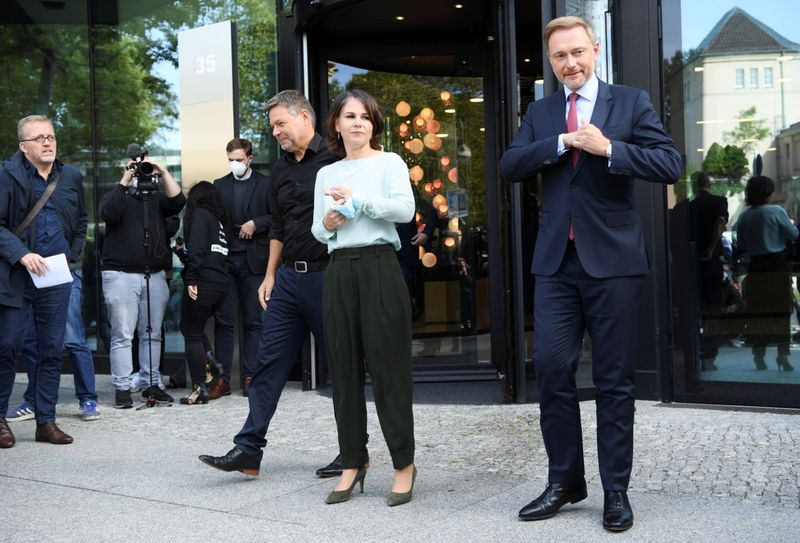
[284,258,328,273]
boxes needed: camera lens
[138,162,155,175]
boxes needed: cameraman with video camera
[100,149,185,409]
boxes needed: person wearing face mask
[211,138,272,398]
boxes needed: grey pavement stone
[1,374,799,542]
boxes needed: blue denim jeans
[0,278,71,425]
[21,268,97,406]
[102,270,169,391]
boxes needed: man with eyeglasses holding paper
[0,115,87,448]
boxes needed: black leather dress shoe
[603,491,634,532]
[198,448,260,476]
[315,453,343,478]
[518,481,588,521]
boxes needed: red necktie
[567,92,579,167]
[567,92,578,241]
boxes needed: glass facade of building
[2,0,798,406]
[663,0,800,405]
[1,0,278,365]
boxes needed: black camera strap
[15,173,61,237]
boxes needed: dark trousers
[181,286,227,384]
[323,244,414,470]
[214,253,264,380]
[0,279,71,425]
[233,265,325,460]
[533,246,641,491]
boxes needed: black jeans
[181,286,227,384]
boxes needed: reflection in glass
[0,1,277,356]
[666,2,800,387]
[329,65,491,368]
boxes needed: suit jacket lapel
[242,172,260,214]
[549,91,568,135]
[590,80,612,131]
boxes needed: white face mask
[229,160,248,177]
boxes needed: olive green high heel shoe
[325,466,367,504]
[387,466,417,507]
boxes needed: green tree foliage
[0,0,276,166]
[702,142,749,195]
[722,106,770,154]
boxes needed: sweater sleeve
[183,209,211,286]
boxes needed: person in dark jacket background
[0,114,86,447]
[211,138,272,399]
[179,181,229,405]
[100,153,184,409]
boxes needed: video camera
[126,143,159,195]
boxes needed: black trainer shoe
[115,390,133,409]
[141,386,174,404]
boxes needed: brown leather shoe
[0,418,15,448]
[35,420,73,445]
[207,377,231,400]
[242,376,253,397]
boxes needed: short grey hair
[264,90,316,125]
[18,114,53,141]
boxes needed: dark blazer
[0,151,87,307]
[690,190,728,259]
[500,80,683,279]
[213,169,272,275]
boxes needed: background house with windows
[679,7,799,180]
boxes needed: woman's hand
[323,209,347,231]
[324,185,352,205]
[187,284,198,300]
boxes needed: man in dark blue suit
[500,16,682,532]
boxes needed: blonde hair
[543,16,597,51]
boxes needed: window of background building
[665,0,800,394]
[0,0,278,357]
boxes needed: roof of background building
[697,7,800,57]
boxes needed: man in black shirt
[210,138,272,398]
[199,90,344,477]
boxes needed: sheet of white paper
[29,253,73,289]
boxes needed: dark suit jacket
[690,190,728,259]
[499,80,683,278]
[0,152,87,307]
[213,169,272,275]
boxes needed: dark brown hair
[745,175,775,206]
[326,89,384,154]
[225,138,253,156]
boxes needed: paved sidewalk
[2,375,799,543]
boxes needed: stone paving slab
[2,375,799,542]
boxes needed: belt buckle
[293,260,308,273]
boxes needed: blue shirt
[25,160,70,258]
[734,204,798,257]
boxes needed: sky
[681,0,799,49]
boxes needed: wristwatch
[605,142,613,158]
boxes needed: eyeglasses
[21,135,57,144]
